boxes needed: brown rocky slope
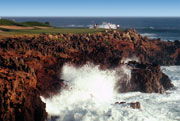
[0,29,178,121]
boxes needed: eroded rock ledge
[0,29,178,121]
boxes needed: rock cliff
[0,29,178,121]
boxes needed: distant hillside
[0,19,51,27]
[0,19,23,26]
[22,21,51,27]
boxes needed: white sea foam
[140,33,157,39]
[67,25,85,28]
[98,22,117,29]
[121,57,139,64]
[149,26,155,29]
[89,22,117,29]
[41,64,180,121]
[67,22,118,29]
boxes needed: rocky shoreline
[0,29,179,121]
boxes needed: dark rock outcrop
[115,61,173,93]
[130,102,141,109]
[129,61,173,93]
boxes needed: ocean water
[41,63,180,121]
[2,17,180,41]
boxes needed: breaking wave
[41,64,180,121]
[60,22,118,29]
[89,22,118,29]
[140,33,158,39]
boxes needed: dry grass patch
[0,25,34,30]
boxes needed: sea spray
[98,22,117,29]
[41,63,132,121]
[60,63,118,102]
[114,65,132,92]
[89,22,117,29]
[41,64,180,121]
[121,57,140,64]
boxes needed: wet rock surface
[0,29,179,121]
[115,102,141,109]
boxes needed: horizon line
[1,16,180,18]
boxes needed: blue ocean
[3,17,180,41]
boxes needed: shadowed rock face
[115,61,173,93]
[0,29,179,121]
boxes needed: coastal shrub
[56,38,64,41]
[0,28,11,31]
[45,21,50,26]
[104,41,110,46]
[0,19,51,27]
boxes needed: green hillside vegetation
[0,19,51,27]
[22,21,51,27]
[0,19,23,26]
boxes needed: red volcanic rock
[0,56,47,121]
[0,29,179,121]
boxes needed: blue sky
[0,0,180,17]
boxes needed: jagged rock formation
[116,61,173,93]
[0,29,179,121]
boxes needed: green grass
[104,41,110,46]
[0,28,105,36]
[0,19,51,27]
